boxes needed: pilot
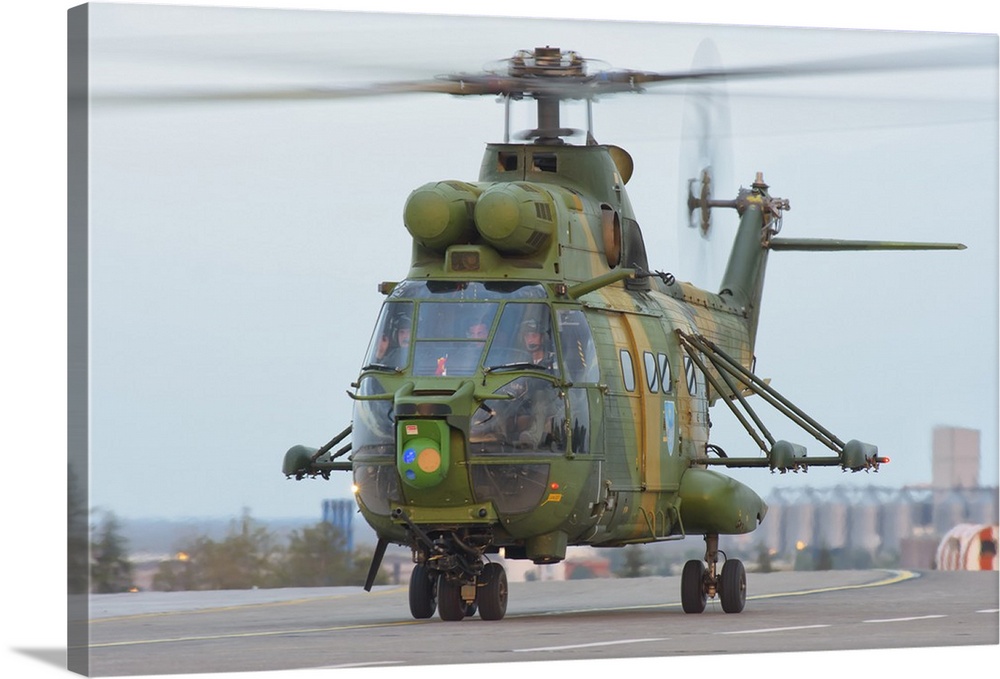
[502,319,557,448]
[376,315,412,367]
[466,319,490,340]
[518,319,555,368]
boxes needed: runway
[84,569,998,676]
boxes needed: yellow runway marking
[744,569,919,602]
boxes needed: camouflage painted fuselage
[348,142,770,564]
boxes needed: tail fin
[717,175,787,354]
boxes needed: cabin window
[620,349,636,392]
[684,356,698,395]
[643,351,659,393]
[658,353,672,393]
[557,309,600,383]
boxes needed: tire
[477,562,508,621]
[408,564,437,619]
[719,559,746,614]
[681,559,707,614]
[438,575,466,621]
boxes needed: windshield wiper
[361,363,402,373]
[484,361,549,374]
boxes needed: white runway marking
[318,661,407,669]
[513,638,668,653]
[863,615,947,623]
[718,624,830,635]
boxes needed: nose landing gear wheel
[437,574,467,621]
[680,559,707,614]
[477,562,508,621]
[408,563,437,619]
[719,558,746,614]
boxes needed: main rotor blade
[88,43,995,106]
[87,77,491,106]
[613,42,996,87]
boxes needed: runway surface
[84,569,998,676]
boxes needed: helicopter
[276,45,973,621]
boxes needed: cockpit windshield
[412,302,499,376]
[362,282,558,378]
[483,303,555,374]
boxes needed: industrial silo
[848,491,881,554]
[781,491,816,558]
[878,489,914,554]
[814,488,848,551]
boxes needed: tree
[151,554,199,592]
[281,521,352,587]
[280,521,385,587]
[68,468,90,595]
[152,509,281,591]
[91,511,134,593]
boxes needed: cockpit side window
[364,301,413,371]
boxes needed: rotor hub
[507,47,587,79]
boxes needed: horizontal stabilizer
[768,237,966,251]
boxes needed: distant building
[761,426,998,570]
[933,426,980,489]
[322,498,356,552]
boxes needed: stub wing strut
[676,330,887,473]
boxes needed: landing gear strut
[680,534,746,614]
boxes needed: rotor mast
[504,47,594,145]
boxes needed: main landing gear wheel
[408,563,437,619]
[680,559,707,614]
[477,562,508,621]
[719,559,746,614]
[680,535,747,614]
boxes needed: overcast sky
[76,3,998,521]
